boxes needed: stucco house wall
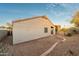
[13,16,55,44]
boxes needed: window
[44,27,48,33]
[51,26,54,34]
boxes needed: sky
[0,3,79,27]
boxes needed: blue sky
[0,3,79,27]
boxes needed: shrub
[64,27,79,36]
[64,32,72,36]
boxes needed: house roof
[12,16,54,26]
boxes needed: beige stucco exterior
[13,16,55,44]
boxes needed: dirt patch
[0,36,13,56]
[13,35,62,56]
[48,34,79,56]
[2,34,79,56]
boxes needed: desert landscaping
[0,32,79,56]
[0,3,79,56]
